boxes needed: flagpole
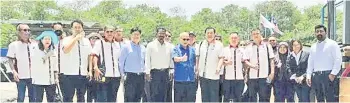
[264,13,267,38]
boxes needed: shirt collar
[104,38,114,43]
[178,44,189,50]
[292,50,302,57]
[317,38,329,44]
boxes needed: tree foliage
[0,0,344,47]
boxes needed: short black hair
[205,27,216,33]
[314,24,327,32]
[70,20,84,28]
[52,22,63,28]
[156,27,167,33]
[130,27,142,34]
[251,28,261,33]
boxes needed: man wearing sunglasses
[7,23,35,102]
[268,36,278,54]
[145,27,174,102]
[172,32,197,102]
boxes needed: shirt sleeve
[217,42,224,58]
[330,42,342,75]
[267,44,275,59]
[169,46,175,69]
[306,46,314,79]
[62,36,72,49]
[7,42,16,58]
[86,39,93,55]
[145,43,152,74]
[92,40,102,56]
[118,45,128,76]
[241,48,249,62]
[195,42,200,56]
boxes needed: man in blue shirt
[172,32,197,102]
[119,27,146,102]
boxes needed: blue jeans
[200,77,220,102]
[96,77,121,102]
[16,78,35,102]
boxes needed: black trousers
[223,80,245,102]
[62,75,88,102]
[96,77,121,102]
[312,71,337,102]
[200,77,220,102]
[150,69,169,102]
[294,83,311,102]
[124,72,145,102]
[87,81,97,102]
[33,84,56,102]
[174,81,196,102]
[247,78,271,102]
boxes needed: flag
[270,16,284,35]
[260,14,284,35]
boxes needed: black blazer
[286,51,310,79]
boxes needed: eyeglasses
[269,40,276,42]
[90,37,99,40]
[216,38,221,41]
[166,35,172,37]
[182,39,190,41]
[20,29,31,32]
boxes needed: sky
[57,0,343,17]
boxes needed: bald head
[179,32,190,46]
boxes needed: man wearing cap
[119,27,146,102]
[60,20,93,102]
[196,27,224,102]
[92,26,122,102]
[7,23,35,102]
[85,32,102,102]
[145,27,174,102]
[189,32,197,47]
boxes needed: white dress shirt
[145,40,174,74]
[245,42,274,79]
[31,47,58,85]
[195,40,224,80]
[61,36,92,76]
[7,41,37,79]
[307,38,342,79]
[92,40,122,77]
[222,47,248,80]
[291,51,302,65]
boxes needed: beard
[317,35,324,41]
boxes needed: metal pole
[344,0,350,45]
[322,4,327,25]
[328,0,335,40]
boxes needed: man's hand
[268,73,274,82]
[87,71,93,81]
[295,76,304,84]
[250,64,259,70]
[75,33,84,40]
[145,74,151,81]
[223,59,232,66]
[182,53,188,62]
[328,74,336,82]
[12,71,19,82]
[94,68,102,81]
[307,79,312,87]
[277,62,282,68]
[215,68,221,75]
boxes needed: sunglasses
[20,29,31,32]
[183,38,190,41]
[166,35,172,37]
[269,40,276,42]
[90,37,99,40]
[216,38,221,40]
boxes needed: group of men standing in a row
[7,19,342,103]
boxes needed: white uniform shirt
[7,41,36,79]
[55,40,65,74]
[222,47,248,80]
[145,40,174,74]
[196,40,224,80]
[245,42,274,79]
[31,46,58,85]
[92,40,122,77]
[61,36,92,76]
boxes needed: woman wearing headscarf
[31,31,59,102]
[286,40,310,102]
[273,42,294,102]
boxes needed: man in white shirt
[245,28,275,102]
[7,23,35,102]
[222,32,249,102]
[145,28,174,102]
[306,25,342,102]
[61,20,93,102]
[196,27,224,102]
[92,25,122,102]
